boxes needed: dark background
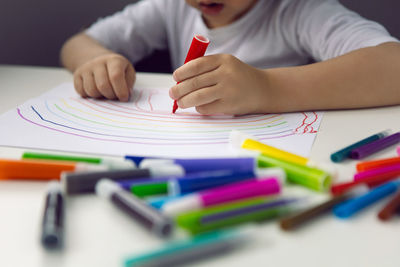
[1,0,399,73]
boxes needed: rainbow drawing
[0,83,322,157]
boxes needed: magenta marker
[162,176,283,216]
[354,164,400,182]
[350,132,400,159]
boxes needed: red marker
[172,35,210,114]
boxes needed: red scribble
[295,112,318,134]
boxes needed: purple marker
[201,198,299,224]
[350,132,400,159]
[138,157,257,174]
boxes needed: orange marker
[0,159,107,181]
[172,35,210,113]
[356,156,400,172]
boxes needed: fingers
[195,100,225,115]
[73,74,87,98]
[72,54,135,102]
[177,85,221,109]
[82,72,102,98]
[169,70,218,100]
[173,55,220,83]
[125,64,136,99]
[93,65,116,100]
[106,59,131,102]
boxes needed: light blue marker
[333,180,400,218]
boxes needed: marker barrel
[139,157,256,174]
[41,182,64,249]
[356,156,400,172]
[131,182,168,198]
[333,181,400,218]
[96,179,173,238]
[62,168,151,194]
[353,164,400,187]
[170,170,255,195]
[176,197,297,234]
[0,158,105,180]
[172,35,209,113]
[241,138,308,165]
[350,132,400,159]
[280,193,351,231]
[330,131,388,162]
[257,154,331,191]
[124,229,249,267]
[163,177,281,216]
[378,190,400,221]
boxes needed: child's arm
[60,33,135,102]
[169,42,400,115]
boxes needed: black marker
[41,182,64,249]
[95,179,174,238]
[62,165,184,195]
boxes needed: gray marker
[41,182,64,249]
[62,164,184,195]
[95,179,174,238]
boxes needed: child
[60,0,400,115]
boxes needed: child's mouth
[199,2,224,15]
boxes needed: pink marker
[162,173,284,216]
[397,146,400,156]
[172,35,210,113]
[354,163,400,187]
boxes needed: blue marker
[333,180,400,218]
[170,168,285,195]
[128,156,257,174]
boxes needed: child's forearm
[262,42,400,112]
[60,33,114,72]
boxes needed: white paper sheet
[0,83,323,158]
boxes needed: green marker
[176,197,299,235]
[22,151,136,169]
[257,154,331,191]
[124,228,252,267]
[131,182,168,198]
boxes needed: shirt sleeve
[281,0,399,61]
[85,0,168,64]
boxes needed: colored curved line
[57,100,286,131]
[74,98,282,125]
[18,107,295,145]
[42,103,292,141]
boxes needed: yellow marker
[229,130,337,178]
[242,138,309,165]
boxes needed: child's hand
[169,54,269,115]
[73,53,136,102]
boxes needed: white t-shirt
[86,0,398,70]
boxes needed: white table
[0,65,399,267]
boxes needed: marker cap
[140,159,174,169]
[254,167,286,183]
[75,163,109,172]
[148,164,185,177]
[95,178,121,199]
[229,130,253,151]
[163,195,201,216]
[101,158,136,169]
